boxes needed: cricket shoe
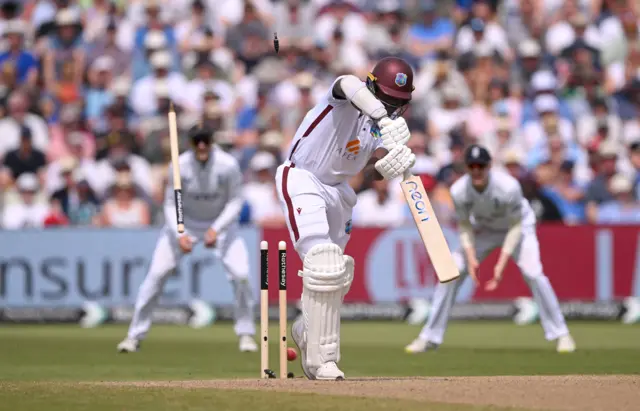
[239,335,258,352]
[117,338,140,353]
[315,362,345,381]
[404,337,439,353]
[291,317,315,380]
[556,334,576,353]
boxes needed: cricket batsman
[276,57,418,380]
[405,144,576,353]
[117,127,258,353]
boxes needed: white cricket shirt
[450,169,536,232]
[285,76,385,186]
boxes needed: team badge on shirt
[395,73,408,87]
[370,124,381,139]
[345,219,352,234]
[346,139,360,155]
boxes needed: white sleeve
[211,163,244,232]
[335,75,387,120]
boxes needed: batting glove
[378,117,411,149]
[375,145,416,180]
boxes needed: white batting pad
[299,244,352,369]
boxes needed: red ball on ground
[287,347,297,361]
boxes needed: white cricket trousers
[419,225,569,343]
[127,226,255,340]
[275,163,356,259]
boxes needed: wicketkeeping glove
[375,145,416,180]
[378,117,410,149]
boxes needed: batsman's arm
[332,75,387,120]
[211,163,244,233]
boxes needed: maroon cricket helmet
[367,57,415,104]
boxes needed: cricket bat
[400,171,460,283]
[168,103,185,234]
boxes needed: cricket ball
[287,347,297,361]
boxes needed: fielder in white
[405,144,576,353]
[118,127,257,353]
[277,57,418,380]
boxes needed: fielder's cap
[16,172,39,192]
[598,140,619,158]
[249,151,277,171]
[150,50,172,69]
[531,70,557,91]
[464,144,492,165]
[144,30,167,49]
[518,39,541,57]
[534,94,559,113]
[609,173,633,193]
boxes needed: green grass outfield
[0,321,638,411]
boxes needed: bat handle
[403,169,412,181]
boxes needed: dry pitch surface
[96,375,639,411]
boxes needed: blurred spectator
[2,173,49,229]
[51,166,100,226]
[315,1,367,46]
[584,141,620,222]
[131,50,187,117]
[406,0,454,60]
[243,151,284,227]
[597,173,640,223]
[100,172,151,228]
[455,14,512,61]
[86,20,131,79]
[43,8,85,92]
[0,20,38,89]
[523,95,575,152]
[49,104,95,161]
[0,90,49,157]
[1,125,46,184]
[352,178,405,227]
[545,8,601,57]
[273,0,316,50]
[539,160,586,224]
[413,50,471,113]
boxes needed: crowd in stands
[1,0,640,231]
